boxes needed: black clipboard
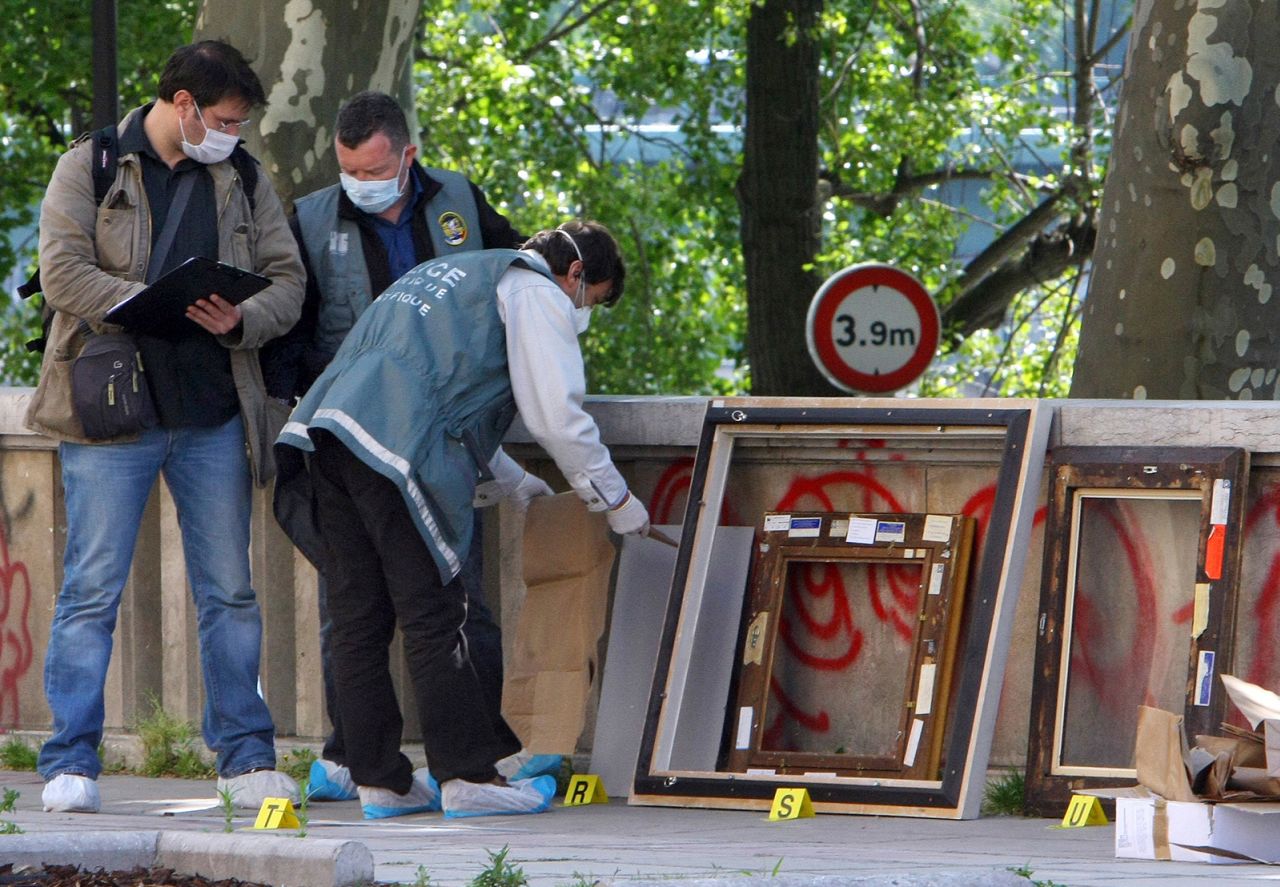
[104,256,271,337]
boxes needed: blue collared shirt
[369,171,425,282]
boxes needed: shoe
[42,774,100,813]
[442,774,556,819]
[359,767,441,819]
[496,750,563,782]
[217,769,300,810]
[307,759,358,801]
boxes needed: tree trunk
[1071,0,1280,399]
[194,0,421,208]
[739,0,832,395]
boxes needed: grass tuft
[0,738,37,771]
[135,695,216,779]
[982,768,1027,817]
[469,846,528,887]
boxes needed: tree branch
[823,163,1002,216]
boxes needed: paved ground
[0,771,1272,886]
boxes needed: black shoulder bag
[72,173,195,440]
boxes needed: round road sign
[805,263,939,394]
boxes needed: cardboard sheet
[501,493,615,754]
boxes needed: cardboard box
[1114,793,1280,864]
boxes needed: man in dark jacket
[268,91,558,806]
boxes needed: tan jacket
[24,107,305,484]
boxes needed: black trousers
[312,432,521,791]
[318,511,504,765]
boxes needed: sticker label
[1210,478,1231,525]
[743,612,769,666]
[764,514,791,532]
[928,563,945,596]
[915,662,936,716]
[875,520,906,543]
[922,514,953,542]
[1192,583,1209,638]
[736,707,754,749]
[1195,651,1215,706]
[846,516,878,544]
[788,517,822,538]
[903,718,924,767]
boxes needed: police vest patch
[438,211,468,246]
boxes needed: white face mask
[339,148,408,214]
[555,228,593,335]
[179,100,240,165]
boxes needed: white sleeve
[498,268,628,511]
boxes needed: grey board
[590,524,755,797]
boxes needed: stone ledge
[0,830,374,887]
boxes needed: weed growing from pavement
[136,695,215,779]
[280,747,317,783]
[296,776,310,838]
[469,846,528,887]
[216,785,236,832]
[982,769,1027,816]
[0,737,36,771]
[1009,864,1063,886]
[0,788,24,834]
[409,864,437,887]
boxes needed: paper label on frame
[1192,583,1210,639]
[1194,651,1215,706]
[875,520,906,543]
[915,662,936,716]
[846,516,878,544]
[735,707,754,749]
[788,517,822,538]
[1210,478,1230,525]
[763,514,791,532]
[904,718,925,767]
[830,519,849,537]
[928,563,945,595]
[922,514,953,542]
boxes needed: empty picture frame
[1023,447,1248,815]
[725,511,976,781]
[631,397,1050,819]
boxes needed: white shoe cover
[442,774,556,819]
[307,758,358,801]
[358,767,441,819]
[496,750,563,781]
[42,773,100,813]
[217,769,300,810]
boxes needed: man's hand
[187,293,243,335]
[606,491,650,537]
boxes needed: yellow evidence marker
[1059,794,1108,828]
[252,796,302,829]
[768,787,815,821]
[564,774,609,806]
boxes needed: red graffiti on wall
[1242,485,1280,692]
[0,521,34,726]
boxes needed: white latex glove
[606,491,650,536]
[510,471,554,511]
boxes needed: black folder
[104,256,271,337]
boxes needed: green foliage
[0,0,198,386]
[410,865,438,887]
[0,787,22,834]
[0,1,1114,397]
[1009,864,1064,887]
[279,746,318,783]
[982,768,1027,817]
[469,846,528,887]
[0,737,37,771]
[135,696,216,779]
[217,785,236,833]
[295,776,310,838]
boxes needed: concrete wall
[4,390,1280,771]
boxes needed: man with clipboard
[25,41,304,814]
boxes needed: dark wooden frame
[630,398,1050,819]
[1023,446,1248,816]
[725,511,976,780]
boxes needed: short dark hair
[523,220,626,307]
[336,91,412,151]
[157,40,267,109]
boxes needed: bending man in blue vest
[269,91,559,803]
[278,221,650,817]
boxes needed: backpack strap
[230,145,259,215]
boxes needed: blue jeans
[38,416,277,781]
